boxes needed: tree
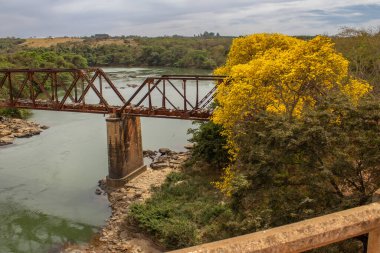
[187,121,229,169]
[333,27,380,94]
[225,94,380,252]
[213,34,371,153]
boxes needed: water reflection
[0,201,98,253]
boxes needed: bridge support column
[106,114,147,187]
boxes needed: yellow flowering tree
[212,34,372,196]
[213,34,371,134]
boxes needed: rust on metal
[0,68,226,120]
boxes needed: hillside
[20,37,84,48]
[20,37,129,48]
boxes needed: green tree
[223,94,380,251]
[333,27,380,94]
[187,121,230,169]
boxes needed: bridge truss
[0,68,226,120]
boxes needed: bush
[187,121,230,169]
[0,108,31,118]
[128,171,233,250]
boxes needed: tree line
[0,28,379,82]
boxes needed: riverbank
[0,116,48,146]
[64,150,190,253]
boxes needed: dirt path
[64,152,189,253]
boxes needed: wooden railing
[168,190,380,253]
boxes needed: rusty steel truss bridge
[0,68,226,120]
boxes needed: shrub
[187,121,230,169]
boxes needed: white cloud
[0,0,379,37]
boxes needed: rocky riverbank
[65,149,190,253]
[0,116,48,146]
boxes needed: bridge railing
[168,190,380,253]
[0,68,225,119]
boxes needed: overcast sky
[1,0,380,37]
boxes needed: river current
[0,67,210,253]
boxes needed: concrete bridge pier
[106,114,147,187]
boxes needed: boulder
[0,129,12,137]
[156,156,169,163]
[158,148,171,155]
[184,143,195,150]
[143,149,157,158]
[95,188,102,195]
[150,162,167,169]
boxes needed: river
[0,67,210,253]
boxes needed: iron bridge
[0,68,226,120]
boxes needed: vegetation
[0,48,87,69]
[0,42,88,118]
[186,121,230,169]
[333,28,380,94]
[213,34,371,156]
[53,36,232,69]
[128,170,233,250]
[0,108,31,118]
[0,28,379,73]
[129,32,380,253]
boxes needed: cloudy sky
[1,0,380,37]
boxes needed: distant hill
[20,37,84,48]
[20,37,129,48]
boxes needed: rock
[174,180,185,186]
[120,187,127,194]
[0,136,14,145]
[158,148,171,155]
[134,191,142,198]
[150,162,167,169]
[98,178,107,187]
[16,132,33,138]
[95,188,102,195]
[12,118,22,123]
[184,143,195,149]
[0,129,12,137]
[143,149,157,158]
[156,156,169,163]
